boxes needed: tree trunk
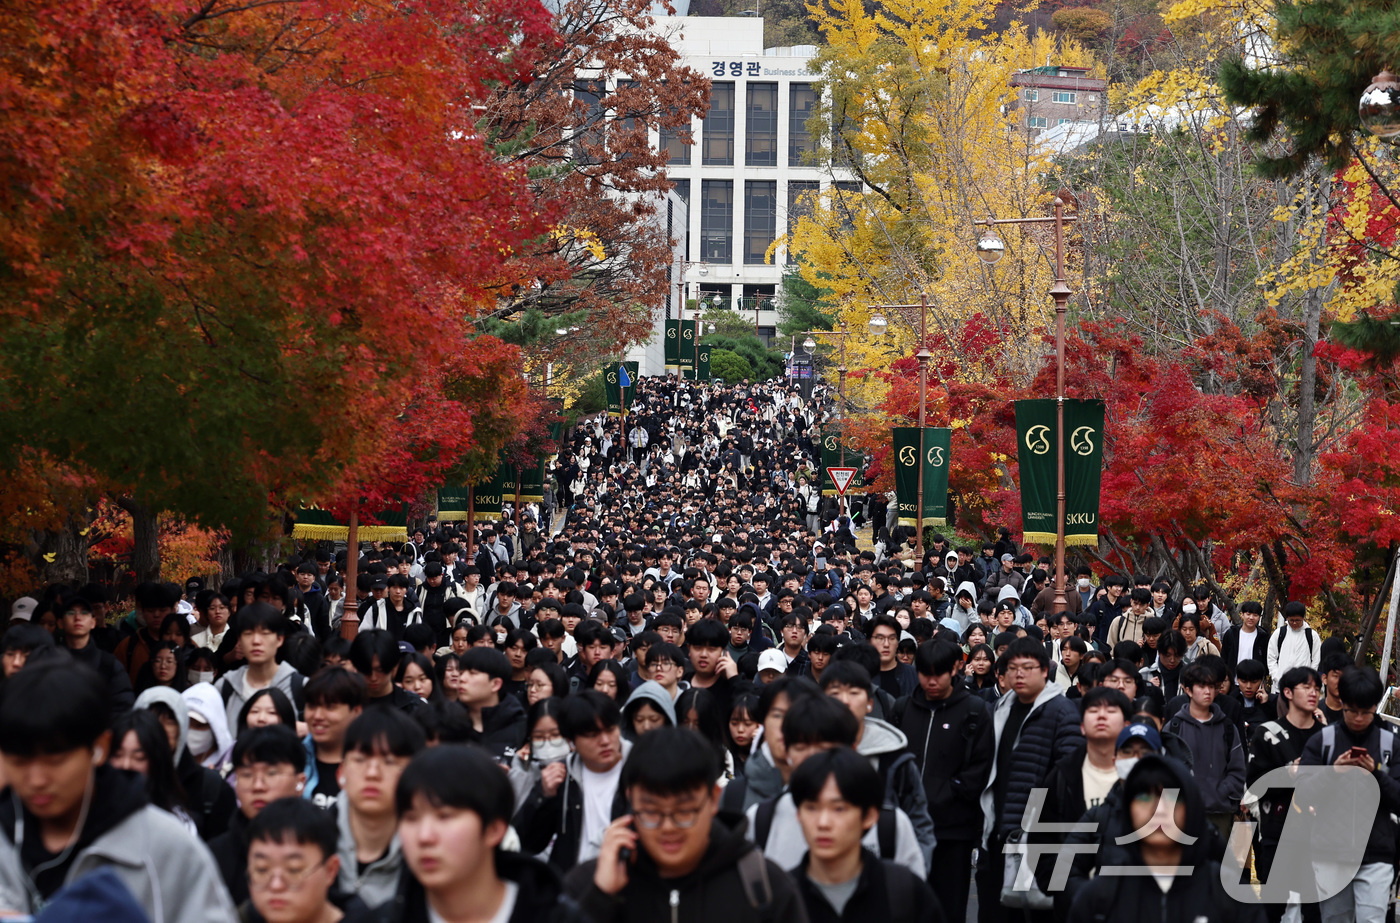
[1293,285,1323,485]
[1353,545,1398,664]
[117,498,160,583]
[32,513,93,585]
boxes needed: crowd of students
[0,374,1390,923]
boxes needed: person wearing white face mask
[1073,567,1096,610]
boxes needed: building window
[701,180,733,263]
[833,181,860,232]
[1023,88,1038,102]
[1057,118,1070,126]
[744,180,777,265]
[573,79,606,163]
[704,82,735,166]
[1052,91,1077,104]
[789,84,816,166]
[660,111,692,166]
[746,83,779,166]
[1027,116,1048,128]
[786,180,819,264]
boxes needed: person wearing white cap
[7,597,36,622]
[756,648,788,683]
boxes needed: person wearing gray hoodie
[212,603,304,738]
[819,661,937,868]
[620,680,676,740]
[0,660,237,923]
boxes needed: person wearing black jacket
[897,641,993,923]
[1298,667,1400,923]
[1219,602,1269,681]
[977,638,1083,923]
[564,727,808,923]
[59,596,135,715]
[379,745,588,923]
[1065,755,1264,923]
[1247,666,1322,923]
[457,647,528,759]
[789,748,944,923]
[209,725,307,905]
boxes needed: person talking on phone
[565,726,807,923]
[514,691,631,873]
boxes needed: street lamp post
[974,197,1077,614]
[867,296,932,536]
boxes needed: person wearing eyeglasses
[211,725,309,905]
[244,797,372,923]
[566,726,809,923]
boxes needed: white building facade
[644,17,856,347]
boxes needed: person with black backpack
[1266,601,1319,688]
[1247,665,1323,923]
[816,661,936,869]
[1163,661,1246,841]
[789,748,945,923]
[743,693,925,877]
[1298,667,1400,923]
[565,726,809,923]
[897,640,993,923]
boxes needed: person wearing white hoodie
[951,581,980,632]
[135,686,236,841]
[1267,601,1321,686]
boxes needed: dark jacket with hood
[374,849,587,923]
[794,848,944,923]
[515,740,633,872]
[1164,702,1245,815]
[67,640,136,715]
[896,685,994,843]
[979,681,1083,846]
[563,812,809,923]
[476,692,528,758]
[1065,756,1264,923]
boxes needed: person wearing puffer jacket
[976,638,1083,923]
[134,686,236,841]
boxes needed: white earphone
[93,749,104,763]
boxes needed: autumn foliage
[0,0,560,551]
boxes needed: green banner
[819,429,864,496]
[438,465,510,521]
[664,319,681,371]
[1014,398,1105,546]
[291,505,407,541]
[678,318,700,375]
[604,361,639,416]
[892,427,951,527]
[502,459,546,503]
[684,345,711,382]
